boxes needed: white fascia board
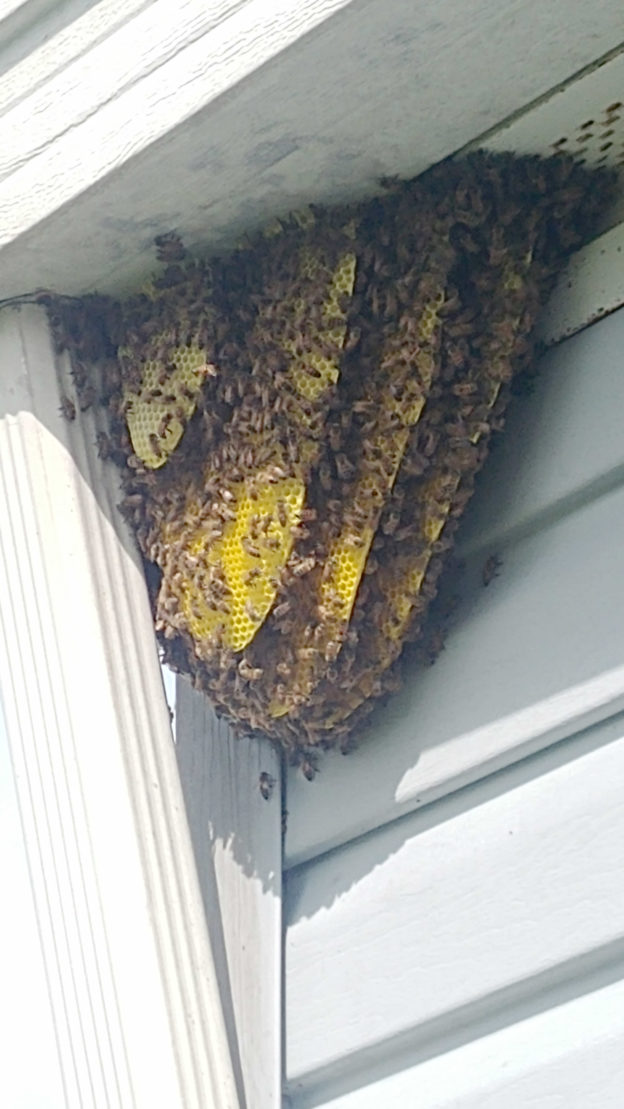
[0,0,151,115]
[0,0,355,248]
[0,304,240,1108]
[1,1,624,299]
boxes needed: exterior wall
[284,306,624,1106]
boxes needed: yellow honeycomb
[124,343,212,468]
[165,474,305,652]
[270,289,444,713]
[378,265,528,649]
[166,242,356,655]
[285,248,356,406]
[380,474,457,644]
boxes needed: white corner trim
[175,682,283,1109]
[0,0,355,249]
[0,305,240,1107]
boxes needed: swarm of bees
[47,152,614,771]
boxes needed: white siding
[291,975,624,1108]
[284,307,624,1105]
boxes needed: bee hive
[61,151,614,764]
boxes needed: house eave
[0,0,623,299]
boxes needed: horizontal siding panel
[285,714,624,1089]
[289,974,624,1108]
[286,311,624,867]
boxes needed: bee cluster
[50,151,613,770]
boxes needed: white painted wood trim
[175,679,283,1109]
[0,304,240,1108]
[0,0,355,249]
[0,0,151,117]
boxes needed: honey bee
[154,231,186,264]
[148,433,163,459]
[300,756,317,781]
[197,362,218,379]
[335,453,356,481]
[482,554,502,587]
[291,555,316,577]
[78,384,97,411]
[243,567,262,586]
[452,381,477,397]
[95,431,114,460]
[120,493,143,510]
[318,461,332,491]
[239,658,263,681]
[258,771,275,801]
[378,174,401,190]
[423,627,446,666]
[59,395,76,421]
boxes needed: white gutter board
[284,714,624,1092]
[285,309,624,866]
[0,305,240,1108]
[1,1,624,297]
[175,680,283,1109]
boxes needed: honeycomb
[123,346,212,468]
[270,288,443,713]
[157,240,356,657]
[94,150,614,757]
[286,248,356,404]
[165,475,305,651]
